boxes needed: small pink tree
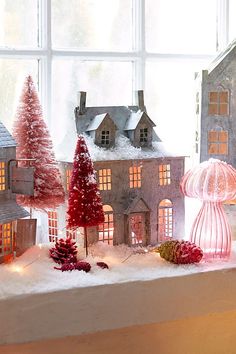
[181,159,236,259]
[67,135,104,256]
[13,75,65,210]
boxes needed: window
[158,199,173,242]
[0,2,235,155]
[98,205,114,244]
[159,164,171,186]
[98,169,111,190]
[208,130,228,155]
[66,228,77,240]
[208,91,229,116]
[0,162,6,191]
[129,165,141,188]
[47,210,58,242]
[140,128,148,143]
[101,130,110,146]
[66,169,72,191]
[0,223,13,256]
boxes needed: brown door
[129,213,146,246]
[15,219,37,256]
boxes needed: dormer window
[140,128,148,143]
[0,162,6,191]
[208,91,229,116]
[101,130,110,146]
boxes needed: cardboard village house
[52,90,185,246]
[195,39,236,236]
[0,121,36,262]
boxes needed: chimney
[78,91,87,115]
[136,90,145,111]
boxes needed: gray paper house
[52,90,185,247]
[195,39,236,166]
[0,121,36,263]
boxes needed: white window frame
[0,0,230,131]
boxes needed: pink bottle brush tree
[67,135,104,256]
[13,75,65,211]
[181,159,236,259]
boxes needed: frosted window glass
[145,60,211,154]
[52,60,133,142]
[229,1,236,43]
[0,0,38,48]
[52,0,133,51]
[145,0,217,54]
[0,59,38,131]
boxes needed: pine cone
[157,240,203,264]
[49,237,77,264]
[96,261,109,269]
[74,261,91,273]
[54,263,75,272]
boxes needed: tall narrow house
[0,121,36,262]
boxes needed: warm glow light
[38,243,42,249]
[11,265,23,273]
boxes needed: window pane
[52,59,132,143]
[145,59,211,154]
[145,0,217,54]
[0,59,38,130]
[0,0,39,48]
[52,0,132,51]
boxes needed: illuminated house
[195,39,236,166]
[0,121,36,262]
[53,91,185,246]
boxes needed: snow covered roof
[0,121,16,148]
[124,111,156,131]
[75,105,160,141]
[208,38,236,75]
[86,113,107,131]
[0,200,29,223]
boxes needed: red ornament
[96,261,109,269]
[54,263,75,272]
[67,135,104,256]
[74,261,91,273]
[49,237,77,264]
[13,75,65,210]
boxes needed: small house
[0,121,36,262]
[52,90,185,247]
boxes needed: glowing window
[66,169,72,191]
[0,162,6,191]
[0,223,13,256]
[130,214,143,245]
[98,205,114,244]
[158,199,173,242]
[101,130,110,146]
[159,164,171,185]
[98,169,111,190]
[140,128,148,143]
[129,165,141,188]
[48,210,58,242]
[208,91,229,116]
[66,228,77,240]
[208,130,228,155]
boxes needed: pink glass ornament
[181,159,236,259]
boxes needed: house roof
[86,113,118,132]
[0,200,29,224]
[124,111,156,131]
[208,38,236,75]
[75,105,161,142]
[0,121,16,148]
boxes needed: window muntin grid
[66,169,72,191]
[208,91,229,116]
[0,223,13,256]
[101,130,110,146]
[140,128,148,143]
[159,164,171,186]
[48,210,58,242]
[158,199,173,242]
[98,169,111,190]
[0,162,6,191]
[129,165,141,188]
[208,130,228,155]
[98,205,114,244]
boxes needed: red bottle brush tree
[67,135,104,256]
[12,75,65,210]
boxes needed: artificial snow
[1,241,236,300]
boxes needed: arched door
[158,199,173,242]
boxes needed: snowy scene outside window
[0,162,6,191]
